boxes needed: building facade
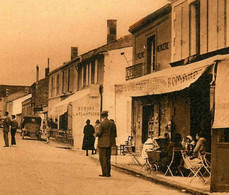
[48,20,133,148]
[115,4,172,152]
[115,0,229,192]
[0,85,30,118]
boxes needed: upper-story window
[91,60,95,84]
[62,71,65,94]
[83,64,86,87]
[147,34,156,74]
[190,0,200,56]
[67,68,70,92]
[56,74,60,95]
[51,77,54,97]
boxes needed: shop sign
[157,42,169,52]
[116,64,209,96]
[75,106,100,117]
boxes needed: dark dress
[82,124,95,150]
[160,141,183,173]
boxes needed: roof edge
[129,4,171,34]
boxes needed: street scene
[0,130,186,195]
[1,0,229,194]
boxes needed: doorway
[142,105,154,143]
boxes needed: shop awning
[49,89,90,116]
[115,55,229,97]
[213,59,229,128]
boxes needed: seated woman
[141,137,160,159]
[159,133,183,173]
[184,135,195,156]
[193,132,207,155]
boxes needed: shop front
[115,56,219,153]
[49,87,100,149]
[211,59,229,192]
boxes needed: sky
[0,0,169,86]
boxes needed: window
[91,60,95,84]
[147,34,156,74]
[56,74,60,95]
[190,0,200,55]
[83,64,86,87]
[51,77,54,97]
[67,68,70,92]
[62,71,65,94]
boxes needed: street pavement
[0,130,188,195]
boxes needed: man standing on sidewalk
[10,115,18,146]
[96,110,116,177]
[3,112,11,147]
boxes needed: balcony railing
[126,63,144,80]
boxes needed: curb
[90,155,210,195]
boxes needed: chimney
[71,47,78,60]
[36,65,39,82]
[107,19,117,44]
[45,58,50,77]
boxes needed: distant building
[0,85,30,117]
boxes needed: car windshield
[23,117,41,125]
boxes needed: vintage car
[21,115,42,140]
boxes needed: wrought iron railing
[126,63,144,80]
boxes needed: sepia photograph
[0,0,229,194]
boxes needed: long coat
[3,116,11,132]
[96,118,116,148]
[82,124,95,150]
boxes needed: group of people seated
[144,132,208,175]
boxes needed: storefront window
[217,129,229,143]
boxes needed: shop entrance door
[142,105,154,143]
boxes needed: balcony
[126,63,144,80]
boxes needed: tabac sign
[116,62,213,97]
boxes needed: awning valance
[213,59,229,128]
[115,55,226,97]
[49,89,90,116]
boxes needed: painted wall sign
[136,51,145,60]
[157,42,169,52]
[75,106,99,116]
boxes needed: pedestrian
[42,120,47,134]
[82,119,95,156]
[45,118,52,143]
[3,112,11,147]
[10,115,18,146]
[93,119,100,154]
[96,111,116,177]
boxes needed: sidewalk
[90,153,211,195]
[39,137,212,195]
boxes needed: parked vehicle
[21,115,42,140]
[0,118,4,128]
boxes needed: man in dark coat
[96,111,116,177]
[82,119,95,156]
[10,115,18,146]
[3,112,11,147]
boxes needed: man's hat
[95,119,100,124]
[100,110,108,116]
